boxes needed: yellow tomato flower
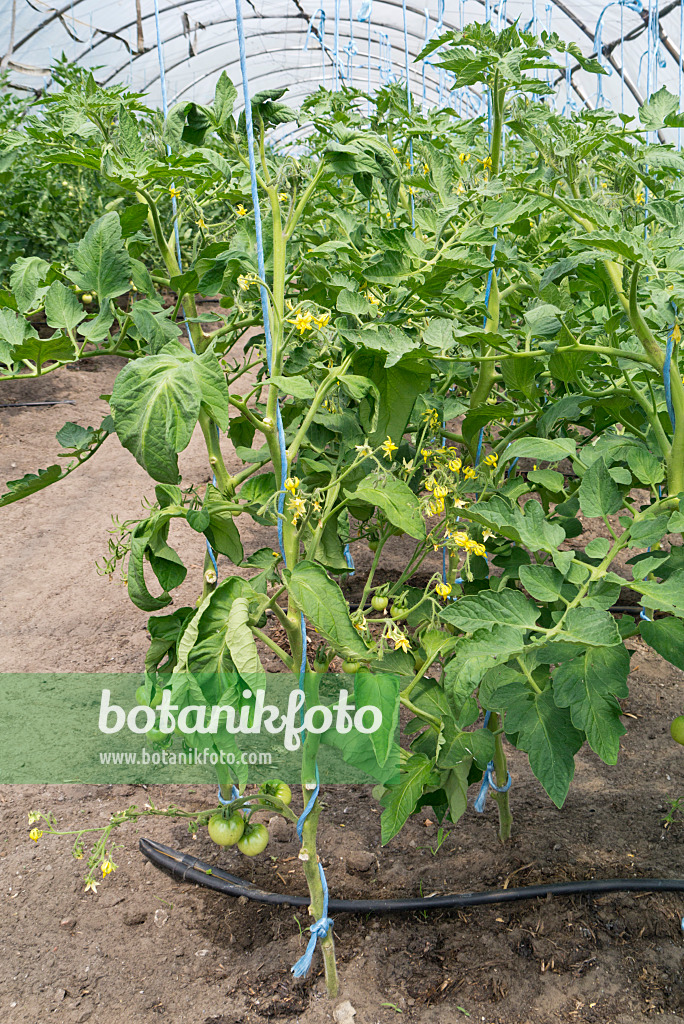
[459,152,470,164]
[393,633,411,653]
[452,498,467,509]
[84,879,99,894]
[29,829,43,842]
[287,310,315,334]
[288,496,307,524]
[424,478,434,492]
[278,192,288,201]
[421,448,433,462]
[381,436,398,461]
[463,466,477,480]
[672,323,681,344]
[483,452,498,467]
[236,204,248,216]
[470,542,486,557]
[101,859,116,878]
[452,531,469,548]
[169,186,181,198]
[423,162,430,175]
[284,476,300,494]
[366,291,381,306]
[448,458,462,473]
[355,442,373,456]
[433,484,449,499]
[636,191,645,205]
[482,528,495,542]
[482,155,492,170]
[313,311,331,329]
[197,216,205,228]
[435,582,452,599]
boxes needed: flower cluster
[237,272,259,292]
[286,309,331,334]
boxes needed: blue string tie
[291,862,334,978]
[474,761,513,813]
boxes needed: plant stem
[299,671,339,997]
[487,712,512,842]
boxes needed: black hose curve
[140,838,684,913]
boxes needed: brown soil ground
[2,347,684,1024]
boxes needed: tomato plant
[4,21,684,996]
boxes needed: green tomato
[237,822,269,856]
[81,293,94,304]
[147,727,172,748]
[135,685,163,709]
[208,812,245,847]
[261,780,292,805]
[371,595,388,612]
[670,716,684,745]
[341,660,361,673]
[390,604,408,621]
[368,539,380,552]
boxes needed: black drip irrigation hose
[140,838,684,914]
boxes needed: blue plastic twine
[474,711,512,812]
[291,863,334,978]
[234,13,329,972]
[664,323,677,431]
[474,761,513,813]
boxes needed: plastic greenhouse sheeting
[1,1,683,127]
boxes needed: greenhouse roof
[2,0,683,123]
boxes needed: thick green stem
[298,671,339,997]
[487,712,512,843]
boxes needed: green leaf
[351,473,425,540]
[44,281,86,331]
[2,305,34,351]
[354,671,400,767]
[226,597,265,685]
[631,570,684,616]
[519,564,567,603]
[340,324,417,367]
[579,457,622,518]
[337,289,371,316]
[630,515,670,548]
[553,646,630,764]
[202,483,244,563]
[10,256,50,313]
[213,72,238,128]
[626,447,665,487]
[111,350,201,482]
[0,465,62,508]
[380,754,437,844]
[640,617,684,671]
[119,203,149,237]
[559,607,622,647]
[111,344,228,482]
[12,333,77,371]
[640,86,681,130]
[497,683,583,808]
[444,625,524,708]
[56,422,95,449]
[527,469,565,493]
[464,497,566,557]
[267,374,316,400]
[440,588,540,632]
[502,437,576,464]
[284,561,370,659]
[68,212,132,300]
[585,537,611,559]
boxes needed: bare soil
[2,353,684,1024]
